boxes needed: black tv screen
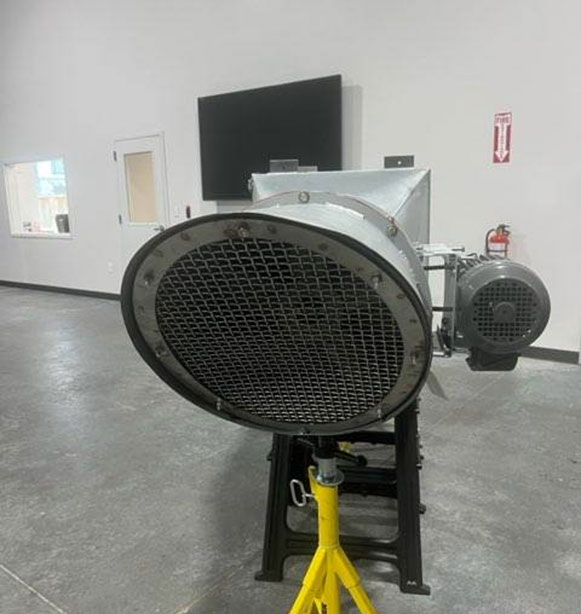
[198,75,342,200]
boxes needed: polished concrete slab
[0,286,579,613]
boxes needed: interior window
[3,158,70,236]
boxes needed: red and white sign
[493,112,512,164]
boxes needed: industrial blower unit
[120,168,550,613]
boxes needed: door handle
[153,224,166,233]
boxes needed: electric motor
[456,257,550,369]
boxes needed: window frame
[2,154,73,240]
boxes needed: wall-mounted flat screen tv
[198,75,342,200]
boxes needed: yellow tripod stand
[289,464,378,614]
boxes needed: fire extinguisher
[485,224,511,258]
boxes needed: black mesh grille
[472,279,539,343]
[154,238,405,424]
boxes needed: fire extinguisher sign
[493,112,512,164]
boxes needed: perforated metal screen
[472,279,539,343]
[155,237,405,424]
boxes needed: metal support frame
[255,402,430,595]
[416,243,464,356]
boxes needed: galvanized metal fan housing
[122,171,433,435]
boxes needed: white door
[115,134,169,266]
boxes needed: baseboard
[0,279,120,301]
[521,346,579,365]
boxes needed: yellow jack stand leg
[289,466,378,614]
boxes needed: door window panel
[124,151,157,223]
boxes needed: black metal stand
[255,402,430,595]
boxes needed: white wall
[0,0,579,351]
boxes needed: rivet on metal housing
[238,224,250,238]
[154,344,168,358]
[386,216,398,237]
[298,191,310,203]
[142,271,155,287]
[371,274,382,290]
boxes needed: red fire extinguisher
[485,224,511,258]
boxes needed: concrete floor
[0,286,580,614]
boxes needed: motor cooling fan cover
[457,259,550,355]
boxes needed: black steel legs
[255,402,430,595]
